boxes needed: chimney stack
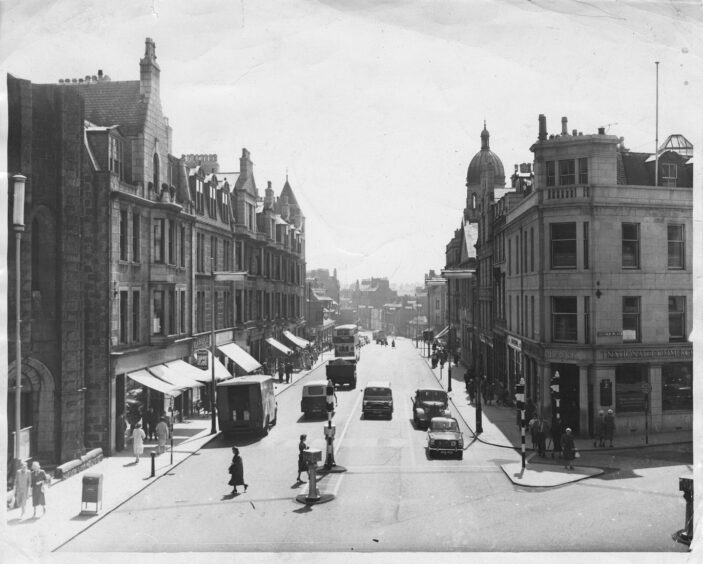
[561,116,568,135]
[598,127,605,135]
[538,114,547,141]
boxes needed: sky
[1,0,702,287]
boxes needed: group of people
[119,407,172,463]
[463,372,496,406]
[225,433,311,496]
[11,460,50,518]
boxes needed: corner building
[496,116,692,437]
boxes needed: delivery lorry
[217,375,277,436]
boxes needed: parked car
[362,381,393,419]
[427,416,463,460]
[301,380,331,418]
[412,388,450,429]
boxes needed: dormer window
[220,189,230,221]
[661,162,677,187]
[109,136,123,179]
[209,184,217,217]
[195,178,204,213]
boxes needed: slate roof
[70,81,147,137]
[619,151,654,185]
[280,179,299,205]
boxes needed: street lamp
[209,262,247,434]
[441,268,474,398]
[12,174,26,472]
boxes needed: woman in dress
[228,447,248,495]
[560,427,576,470]
[297,434,308,483]
[30,460,49,517]
[13,460,32,517]
[131,422,146,463]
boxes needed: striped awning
[127,369,183,397]
[282,330,310,349]
[266,337,293,355]
[148,363,204,389]
[218,343,261,373]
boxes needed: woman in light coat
[131,422,146,463]
[13,460,32,517]
[155,417,170,454]
[30,460,49,517]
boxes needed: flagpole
[655,61,659,186]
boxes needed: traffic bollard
[150,451,156,478]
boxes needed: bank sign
[600,347,692,361]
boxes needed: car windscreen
[304,386,325,395]
[430,420,459,432]
[364,387,391,398]
[419,390,446,402]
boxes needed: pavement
[2,340,693,558]
[2,349,335,559]
[415,340,693,488]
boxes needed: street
[58,338,691,553]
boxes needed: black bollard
[150,451,156,478]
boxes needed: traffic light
[550,371,560,399]
[515,379,525,410]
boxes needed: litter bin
[81,473,103,514]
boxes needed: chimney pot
[98,69,103,78]
[58,79,64,84]
[538,114,547,141]
[561,116,568,135]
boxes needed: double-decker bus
[332,324,360,361]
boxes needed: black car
[412,388,450,429]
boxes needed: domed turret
[466,122,505,187]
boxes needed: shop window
[622,296,641,342]
[668,296,686,342]
[667,224,685,269]
[550,222,576,269]
[584,296,590,345]
[132,290,140,342]
[615,364,645,413]
[622,223,640,269]
[583,222,589,269]
[180,224,186,267]
[661,162,677,187]
[551,296,577,342]
[662,363,692,410]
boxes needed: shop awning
[200,352,233,382]
[164,360,212,384]
[127,369,183,397]
[266,337,293,355]
[148,363,204,389]
[282,330,310,349]
[218,343,261,373]
[435,326,449,339]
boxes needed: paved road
[59,339,690,553]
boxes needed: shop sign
[600,347,692,361]
[597,331,622,337]
[507,335,522,351]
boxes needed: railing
[546,185,590,200]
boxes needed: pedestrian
[551,415,563,457]
[468,378,476,404]
[297,434,309,483]
[594,410,606,447]
[285,360,293,384]
[278,361,284,382]
[146,407,158,440]
[131,422,146,463]
[604,408,615,447]
[117,411,127,452]
[228,447,248,495]
[463,371,471,395]
[30,460,49,517]
[525,398,536,424]
[485,381,494,406]
[535,416,548,457]
[528,414,539,449]
[453,352,460,365]
[155,417,170,454]
[13,460,31,517]
[327,377,338,407]
[431,352,438,369]
[560,427,576,470]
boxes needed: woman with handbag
[30,460,49,517]
[560,427,576,470]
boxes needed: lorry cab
[301,380,331,418]
[217,375,277,436]
[362,381,393,419]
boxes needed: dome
[466,123,505,186]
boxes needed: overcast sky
[2,0,701,286]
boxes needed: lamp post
[210,263,248,434]
[12,174,26,470]
[441,268,475,399]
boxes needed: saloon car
[426,416,464,459]
[412,387,450,429]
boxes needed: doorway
[551,363,580,434]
